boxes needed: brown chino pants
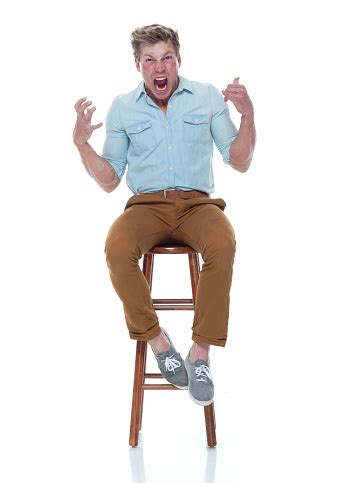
[104,192,236,347]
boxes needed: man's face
[136,41,181,104]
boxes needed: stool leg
[188,252,217,447]
[188,252,200,301]
[204,404,217,447]
[138,342,147,431]
[129,340,146,447]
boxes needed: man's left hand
[222,77,254,121]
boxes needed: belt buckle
[163,188,176,198]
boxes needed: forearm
[229,116,256,172]
[75,142,120,192]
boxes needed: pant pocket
[185,197,227,211]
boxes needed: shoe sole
[188,391,214,406]
[172,383,189,390]
[155,370,188,390]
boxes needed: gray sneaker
[151,328,188,389]
[185,352,214,406]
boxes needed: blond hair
[131,24,180,61]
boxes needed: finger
[224,89,244,98]
[76,103,92,118]
[78,101,93,114]
[224,92,243,102]
[233,77,240,84]
[85,106,98,123]
[85,106,96,118]
[93,122,103,130]
[223,93,235,103]
[226,84,246,90]
[74,97,87,110]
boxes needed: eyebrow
[142,51,175,58]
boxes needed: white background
[1,0,356,482]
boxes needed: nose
[154,60,165,73]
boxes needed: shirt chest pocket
[183,114,210,144]
[126,120,156,153]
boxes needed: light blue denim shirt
[102,75,238,194]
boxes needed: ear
[135,59,141,72]
[177,53,182,68]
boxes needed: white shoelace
[195,364,212,382]
[161,354,181,374]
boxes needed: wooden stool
[129,243,217,447]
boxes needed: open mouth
[154,77,168,91]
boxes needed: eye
[144,58,153,63]
[165,55,173,60]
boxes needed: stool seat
[129,243,217,448]
[148,243,197,254]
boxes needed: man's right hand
[73,97,103,148]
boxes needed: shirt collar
[175,76,194,95]
[135,75,194,102]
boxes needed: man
[73,24,255,406]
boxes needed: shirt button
[168,146,172,150]
[169,167,173,170]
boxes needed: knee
[205,233,236,265]
[218,235,236,259]
[104,233,139,272]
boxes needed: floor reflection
[129,443,146,483]
[129,435,217,483]
[204,447,217,483]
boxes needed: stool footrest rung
[142,384,180,390]
[144,374,183,389]
[152,298,193,304]
[153,298,195,310]
[153,305,194,310]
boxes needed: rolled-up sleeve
[209,85,238,164]
[102,97,129,179]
